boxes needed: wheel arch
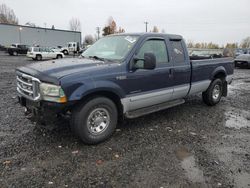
[77,89,124,119]
[211,66,227,81]
[211,67,228,97]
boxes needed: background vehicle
[61,42,80,55]
[50,46,62,53]
[190,49,223,60]
[78,44,92,54]
[234,48,250,57]
[27,47,64,60]
[0,44,6,51]
[7,44,29,56]
[16,33,234,144]
[234,54,250,68]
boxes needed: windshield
[82,35,139,61]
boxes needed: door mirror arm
[130,56,143,71]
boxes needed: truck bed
[191,57,234,83]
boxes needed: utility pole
[96,27,100,40]
[144,21,148,32]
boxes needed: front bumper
[18,96,73,124]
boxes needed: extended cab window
[171,40,185,63]
[136,39,168,68]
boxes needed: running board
[125,99,185,119]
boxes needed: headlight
[40,83,67,103]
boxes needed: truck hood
[17,58,119,84]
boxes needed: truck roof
[112,32,183,40]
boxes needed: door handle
[169,68,174,78]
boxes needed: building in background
[0,23,81,47]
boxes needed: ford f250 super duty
[16,33,234,144]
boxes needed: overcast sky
[1,0,250,45]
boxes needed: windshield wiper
[88,56,106,61]
[82,55,117,63]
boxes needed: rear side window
[171,40,185,63]
[39,47,46,52]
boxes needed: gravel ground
[0,52,250,188]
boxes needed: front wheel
[202,78,223,106]
[57,54,62,59]
[71,97,118,144]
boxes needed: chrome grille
[16,71,41,101]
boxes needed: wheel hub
[87,108,110,135]
[212,84,221,100]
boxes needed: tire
[13,51,18,56]
[202,78,223,106]
[63,50,68,55]
[36,55,42,61]
[57,54,62,59]
[71,97,118,144]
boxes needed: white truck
[61,42,80,55]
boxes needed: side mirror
[133,52,156,70]
[143,52,156,69]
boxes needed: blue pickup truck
[16,33,234,144]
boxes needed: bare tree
[0,4,18,24]
[25,22,36,27]
[240,37,250,48]
[118,27,125,33]
[69,18,81,31]
[225,43,238,49]
[84,34,95,45]
[186,40,194,48]
[152,26,159,33]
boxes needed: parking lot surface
[0,52,250,188]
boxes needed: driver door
[121,38,174,111]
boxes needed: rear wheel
[202,78,223,106]
[13,51,18,56]
[36,55,42,61]
[71,97,118,144]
